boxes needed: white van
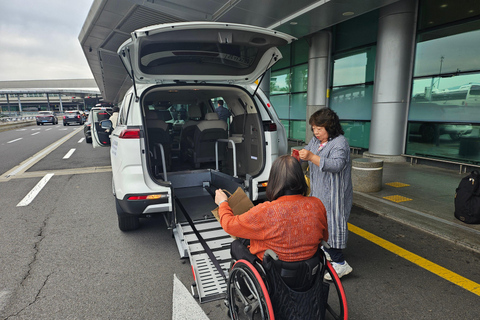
[92,22,294,232]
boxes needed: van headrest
[188,104,202,119]
[205,113,219,120]
[146,111,158,120]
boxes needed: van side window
[119,93,133,125]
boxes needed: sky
[0,0,95,81]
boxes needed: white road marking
[45,128,52,131]
[31,132,40,136]
[7,138,23,144]
[16,129,27,131]
[63,148,76,159]
[172,274,209,320]
[78,137,85,143]
[3,127,82,178]
[16,173,54,207]
[59,128,67,131]
[31,128,41,131]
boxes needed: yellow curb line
[348,223,480,296]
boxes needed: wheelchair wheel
[227,259,275,320]
[325,261,348,320]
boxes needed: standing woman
[299,108,353,279]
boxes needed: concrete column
[6,94,11,115]
[369,0,417,156]
[58,94,63,113]
[46,93,51,111]
[17,95,23,113]
[306,31,331,144]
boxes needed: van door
[92,109,113,148]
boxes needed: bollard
[352,158,383,192]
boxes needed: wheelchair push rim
[227,259,275,320]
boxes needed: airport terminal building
[3,0,478,167]
[77,0,479,167]
[0,79,101,113]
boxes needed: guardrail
[0,116,36,123]
[402,154,480,174]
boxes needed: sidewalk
[352,158,480,253]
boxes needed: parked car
[36,111,57,125]
[63,110,85,126]
[84,106,113,143]
[91,22,293,231]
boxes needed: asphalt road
[0,123,479,319]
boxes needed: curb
[353,192,480,254]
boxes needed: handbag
[211,187,254,221]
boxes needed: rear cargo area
[140,84,265,182]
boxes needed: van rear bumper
[118,192,170,215]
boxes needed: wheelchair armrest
[264,249,278,261]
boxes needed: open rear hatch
[118,21,294,85]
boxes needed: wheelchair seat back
[264,253,322,292]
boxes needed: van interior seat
[145,110,171,172]
[180,103,203,159]
[188,112,228,168]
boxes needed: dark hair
[266,155,308,201]
[309,108,344,140]
[217,100,224,106]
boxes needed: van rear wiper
[252,53,277,97]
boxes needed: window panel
[271,69,291,94]
[414,28,480,77]
[341,121,370,149]
[290,93,307,120]
[270,94,290,119]
[409,73,480,122]
[330,84,373,121]
[291,64,308,93]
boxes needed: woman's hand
[215,189,228,205]
[299,149,312,161]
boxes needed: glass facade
[266,1,480,165]
[330,47,376,149]
[270,38,309,141]
[406,2,480,164]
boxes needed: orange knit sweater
[218,194,328,262]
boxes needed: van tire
[116,199,140,231]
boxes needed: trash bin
[352,158,383,192]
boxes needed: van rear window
[139,42,259,76]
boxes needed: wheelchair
[225,241,348,320]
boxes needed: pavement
[351,155,480,254]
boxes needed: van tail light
[128,194,163,200]
[119,128,141,139]
[77,115,80,119]
[263,121,277,132]
[63,116,66,119]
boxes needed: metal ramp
[175,218,234,303]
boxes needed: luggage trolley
[225,242,348,320]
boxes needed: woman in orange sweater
[215,155,329,262]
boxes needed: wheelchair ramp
[176,218,234,303]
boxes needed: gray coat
[305,135,353,249]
